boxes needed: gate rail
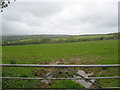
[1,64,120,89]
[0,64,119,67]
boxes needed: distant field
[2,40,119,88]
[3,40,118,64]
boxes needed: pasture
[2,40,119,88]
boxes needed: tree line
[2,33,119,46]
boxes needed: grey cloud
[2,0,118,35]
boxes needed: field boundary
[1,64,120,89]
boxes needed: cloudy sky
[2,0,119,35]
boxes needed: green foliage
[2,33,119,46]
[40,38,51,43]
[50,80,84,88]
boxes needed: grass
[50,80,84,88]
[3,40,118,64]
[2,40,119,88]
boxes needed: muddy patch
[36,69,95,88]
[51,56,103,65]
[74,70,95,88]
[35,56,102,88]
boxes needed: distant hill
[2,33,119,46]
[2,34,71,41]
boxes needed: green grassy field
[2,40,119,88]
[3,40,118,64]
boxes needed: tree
[0,0,16,12]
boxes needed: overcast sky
[2,0,119,35]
